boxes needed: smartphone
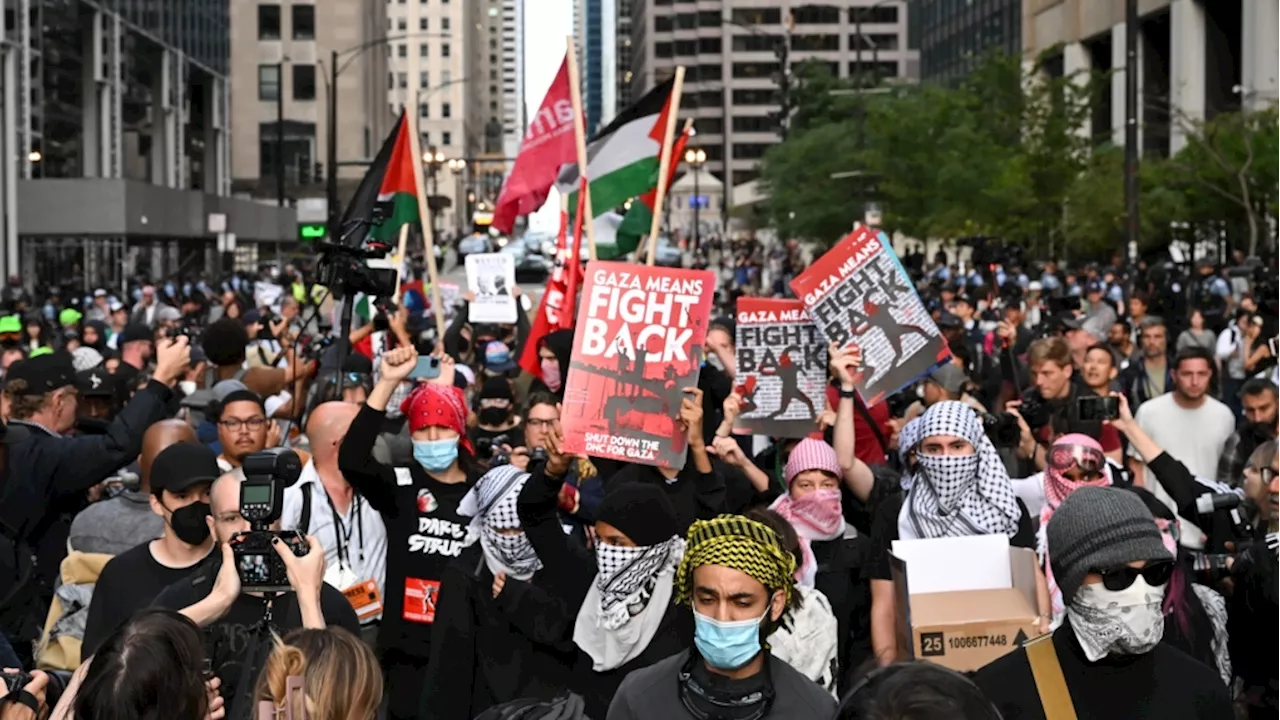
[1269,336,1278,357]
[1077,395,1120,422]
[408,356,441,380]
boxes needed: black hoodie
[527,329,574,401]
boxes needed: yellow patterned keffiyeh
[675,515,797,607]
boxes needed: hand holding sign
[679,387,705,448]
[829,342,863,390]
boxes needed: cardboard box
[890,535,1041,672]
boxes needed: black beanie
[709,315,736,339]
[596,482,680,546]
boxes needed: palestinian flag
[556,77,677,220]
[338,111,421,244]
[611,123,692,259]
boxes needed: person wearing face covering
[419,464,577,720]
[337,347,482,720]
[607,514,836,720]
[526,329,573,401]
[81,442,218,657]
[469,376,524,455]
[517,429,692,720]
[973,487,1234,720]
[1035,434,1112,626]
[767,437,871,691]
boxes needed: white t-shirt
[1130,392,1235,548]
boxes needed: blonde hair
[255,627,382,720]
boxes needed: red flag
[519,200,585,375]
[492,55,577,233]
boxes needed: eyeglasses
[526,418,557,429]
[220,417,267,431]
[1048,443,1105,474]
[1092,561,1174,591]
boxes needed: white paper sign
[891,534,1012,594]
[465,253,517,324]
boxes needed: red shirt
[826,385,891,464]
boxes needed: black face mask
[167,501,211,545]
[478,407,510,426]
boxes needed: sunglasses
[1048,444,1105,474]
[1093,561,1174,592]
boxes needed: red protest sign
[560,262,716,468]
[789,227,949,406]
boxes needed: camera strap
[323,489,364,568]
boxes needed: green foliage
[758,51,1278,257]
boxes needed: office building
[229,0,390,240]
[617,0,635,109]
[500,0,526,161]
[912,0,1021,84]
[0,0,295,292]
[464,0,511,220]
[629,0,918,201]
[582,0,618,132]
[1023,0,1276,156]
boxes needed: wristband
[838,387,857,399]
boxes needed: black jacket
[1,380,173,587]
[972,618,1233,720]
[419,545,578,720]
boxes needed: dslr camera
[230,448,309,593]
[980,412,1022,448]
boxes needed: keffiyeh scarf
[458,465,541,580]
[574,536,685,671]
[899,401,1022,540]
[769,490,849,587]
[1038,434,1110,623]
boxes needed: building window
[489,69,497,80]
[397,18,406,30]
[420,72,429,88]
[441,102,451,118]
[419,17,428,30]
[291,5,315,39]
[442,131,452,146]
[420,43,428,56]
[292,65,316,100]
[442,43,450,57]
[420,103,429,118]
[421,132,430,146]
[442,18,450,30]
[489,100,498,111]
[489,38,497,49]
[398,72,407,88]
[258,64,281,100]
[442,70,451,84]
[257,4,281,39]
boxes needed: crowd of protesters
[0,240,1274,720]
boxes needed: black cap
[6,352,76,395]
[596,480,680,546]
[75,368,115,398]
[119,323,153,346]
[1055,312,1084,330]
[150,442,222,496]
[935,312,963,330]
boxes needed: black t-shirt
[82,541,211,657]
[152,554,360,709]
[869,494,1035,581]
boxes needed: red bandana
[400,384,473,454]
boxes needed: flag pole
[565,36,598,262]
[563,191,582,329]
[645,65,686,266]
[405,110,446,337]
[393,223,410,300]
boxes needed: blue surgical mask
[693,607,768,670]
[413,438,459,472]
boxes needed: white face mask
[179,380,197,396]
[1067,575,1166,662]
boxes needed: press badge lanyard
[323,491,365,569]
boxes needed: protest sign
[465,253,518,323]
[733,298,828,437]
[560,262,715,468]
[790,227,949,406]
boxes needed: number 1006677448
[948,635,1008,650]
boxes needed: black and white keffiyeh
[899,400,1021,539]
[459,465,542,580]
[593,538,684,631]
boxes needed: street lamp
[684,148,707,252]
[447,158,466,236]
[26,151,40,163]
[423,148,446,236]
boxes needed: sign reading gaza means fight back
[789,227,950,407]
[733,297,829,438]
[559,261,716,469]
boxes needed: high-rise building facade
[629,0,918,197]
[500,0,526,162]
[229,0,391,224]
[582,0,618,132]
[911,0,1020,84]
[0,0,295,292]
[1022,0,1277,157]
[616,0,635,109]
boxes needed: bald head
[140,419,198,492]
[209,472,250,544]
[306,401,360,465]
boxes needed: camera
[1017,394,1051,431]
[980,412,1022,448]
[476,434,511,465]
[230,448,309,593]
[1076,395,1119,422]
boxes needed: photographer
[507,392,604,544]
[1217,379,1278,486]
[153,468,356,717]
[337,347,482,720]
